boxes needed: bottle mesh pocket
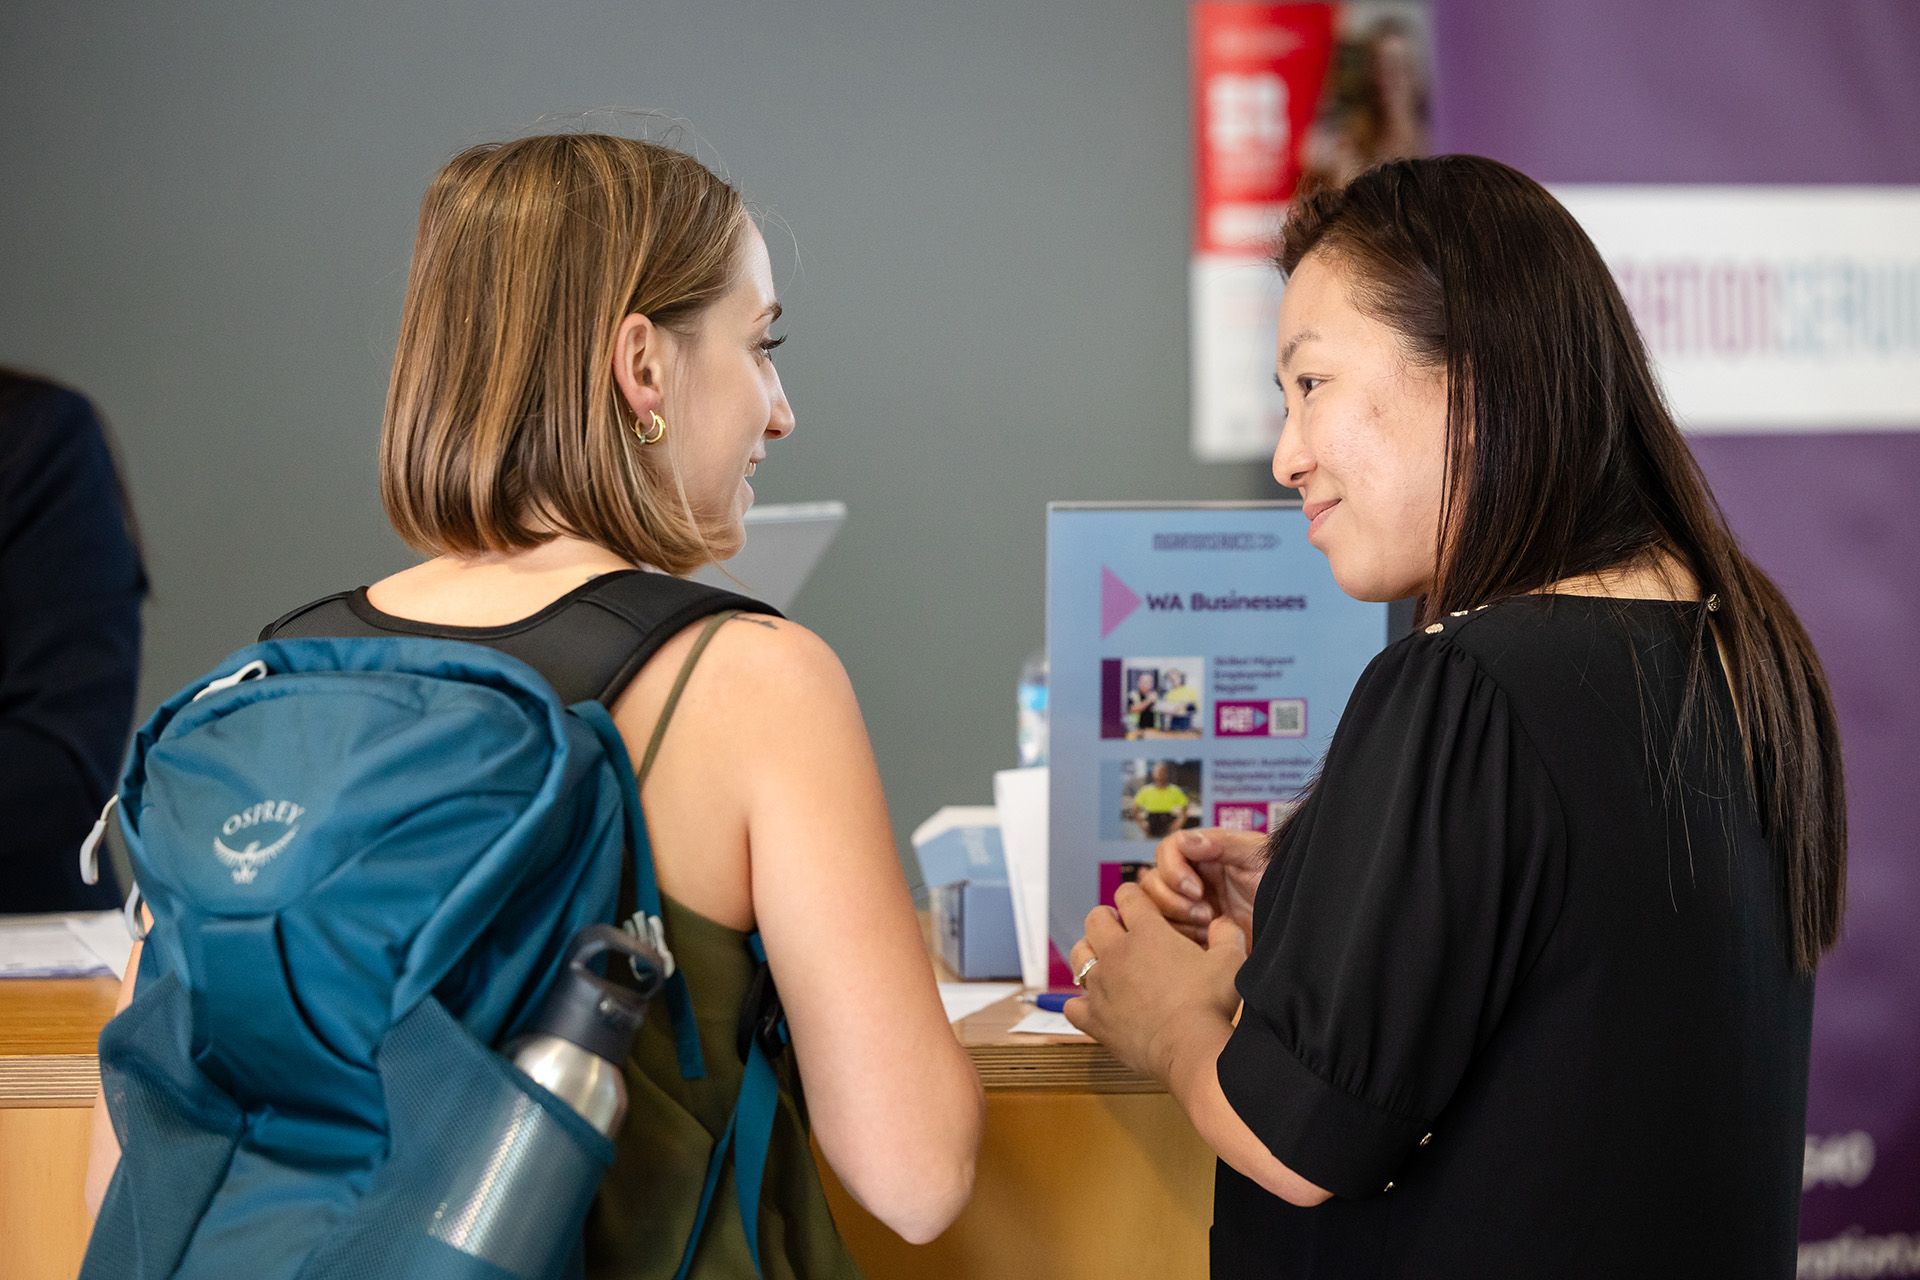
[297,997,615,1280]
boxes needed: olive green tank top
[583,613,866,1280]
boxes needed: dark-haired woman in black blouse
[1064,156,1845,1279]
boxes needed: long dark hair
[1277,155,1845,971]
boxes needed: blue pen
[1020,992,1079,1013]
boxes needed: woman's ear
[611,312,669,422]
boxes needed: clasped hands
[1062,826,1268,1087]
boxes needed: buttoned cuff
[1216,1007,1428,1199]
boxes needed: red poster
[1191,3,1335,254]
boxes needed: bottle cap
[527,924,664,1064]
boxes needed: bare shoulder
[623,610,857,724]
[697,612,849,688]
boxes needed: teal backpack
[82,584,785,1280]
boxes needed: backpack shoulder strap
[581,573,777,708]
[260,571,779,708]
[730,933,785,1276]
[674,930,784,1280]
[573,699,707,1082]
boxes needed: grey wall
[0,1,1277,877]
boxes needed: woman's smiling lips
[1304,497,1341,540]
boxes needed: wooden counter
[0,976,118,1280]
[0,981,1213,1280]
[821,988,1213,1280]
[948,988,1165,1093]
[0,977,118,1104]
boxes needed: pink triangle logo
[1100,566,1142,638]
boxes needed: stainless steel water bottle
[501,925,663,1138]
[415,925,666,1279]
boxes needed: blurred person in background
[1299,15,1429,197]
[0,371,146,913]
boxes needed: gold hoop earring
[617,389,668,446]
[632,410,667,446]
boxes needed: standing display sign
[1189,3,1332,463]
[1045,502,1386,976]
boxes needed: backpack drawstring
[79,796,147,942]
[191,659,269,702]
[124,881,148,941]
[79,795,118,885]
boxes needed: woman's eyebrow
[1278,328,1320,370]
[759,302,783,323]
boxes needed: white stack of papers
[1009,1009,1088,1038]
[66,911,136,979]
[937,982,1021,1023]
[0,911,134,980]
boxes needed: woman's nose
[1272,412,1311,489]
[767,372,796,440]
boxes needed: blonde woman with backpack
[87,132,982,1279]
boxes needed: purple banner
[1434,0,1920,185]
[1437,0,1920,1266]
[1689,433,1920,1246]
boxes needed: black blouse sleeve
[1217,630,1567,1198]
[0,382,146,911]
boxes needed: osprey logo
[213,801,305,884]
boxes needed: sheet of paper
[994,766,1050,990]
[0,920,112,979]
[938,981,1020,1024]
[66,910,135,980]
[1008,1009,1088,1038]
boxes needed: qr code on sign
[1268,699,1307,737]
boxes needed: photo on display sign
[1100,758,1204,842]
[1105,656,1207,740]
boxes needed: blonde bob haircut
[380,133,750,575]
